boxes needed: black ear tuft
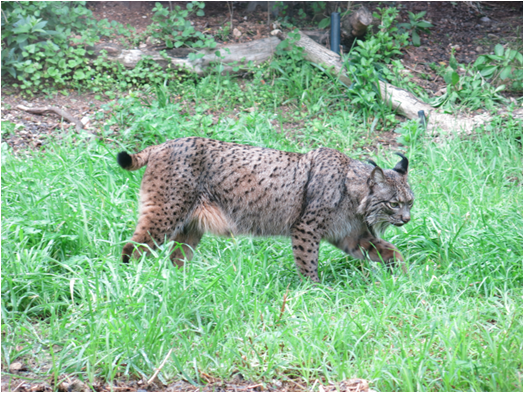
[117,151,132,169]
[366,159,378,167]
[393,152,409,175]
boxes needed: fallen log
[88,30,518,133]
[278,30,496,133]
[92,37,281,76]
[197,37,281,75]
[16,105,83,132]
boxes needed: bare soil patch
[2,373,374,392]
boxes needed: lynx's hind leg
[122,203,178,263]
[169,197,233,267]
[169,225,203,268]
[122,170,198,263]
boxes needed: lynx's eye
[389,202,400,209]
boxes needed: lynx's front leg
[334,234,407,273]
[291,223,323,283]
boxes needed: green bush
[474,43,523,92]
[397,11,433,47]
[145,1,216,61]
[1,1,96,84]
[0,1,204,95]
[342,7,409,115]
[429,50,508,112]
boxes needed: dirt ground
[1,374,375,392]
[1,2,522,392]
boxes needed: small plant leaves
[494,43,504,57]
[319,17,331,29]
[499,66,512,80]
[412,30,420,46]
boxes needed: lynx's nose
[401,214,410,224]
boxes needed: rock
[9,362,26,373]
[29,382,51,391]
[57,379,89,392]
[339,378,374,392]
[480,16,491,23]
[145,36,163,47]
[92,43,122,56]
[233,28,242,38]
[476,46,483,52]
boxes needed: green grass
[2,65,523,391]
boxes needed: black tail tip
[117,151,132,169]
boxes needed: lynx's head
[358,153,414,236]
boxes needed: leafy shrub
[0,1,113,95]
[1,1,96,80]
[269,29,342,111]
[342,7,409,114]
[144,1,216,61]
[1,121,17,137]
[474,44,523,92]
[429,50,508,112]
[312,2,331,29]
[397,11,433,47]
[215,22,231,42]
[0,1,203,95]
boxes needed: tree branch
[16,105,83,132]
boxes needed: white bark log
[96,37,280,76]
[196,37,281,74]
[284,30,497,134]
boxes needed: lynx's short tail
[117,146,157,171]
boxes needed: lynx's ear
[393,152,409,175]
[368,166,387,188]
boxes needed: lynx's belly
[191,200,237,236]
[189,195,301,237]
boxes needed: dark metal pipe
[330,12,340,54]
[418,110,427,130]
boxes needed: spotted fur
[118,137,414,282]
